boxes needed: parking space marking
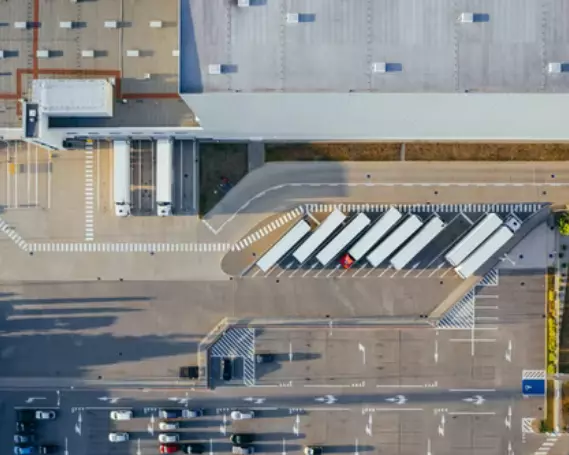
[26,242,232,253]
[85,142,94,241]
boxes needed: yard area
[265,142,569,162]
[199,142,248,216]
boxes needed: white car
[110,410,133,421]
[35,410,56,420]
[231,410,255,420]
[109,432,129,443]
[159,421,179,431]
[159,433,180,444]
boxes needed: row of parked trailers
[255,207,520,279]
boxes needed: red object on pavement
[339,253,355,269]
[160,445,180,454]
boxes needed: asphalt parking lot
[242,203,543,280]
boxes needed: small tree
[558,212,569,236]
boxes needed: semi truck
[113,140,131,217]
[156,138,174,216]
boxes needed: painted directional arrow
[25,397,46,404]
[168,397,191,405]
[462,395,485,405]
[243,397,266,404]
[98,396,120,404]
[385,395,407,405]
[315,395,337,405]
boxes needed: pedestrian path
[0,218,28,251]
[304,203,544,214]
[534,433,560,455]
[437,290,475,329]
[231,207,304,252]
[478,268,499,287]
[28,242,233,253]
[84,142,94,241]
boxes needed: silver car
[110,410,133,421]
[159,433,180,444]
[109,432,129,443]
[159,421,179,431]
[231,411,255,420]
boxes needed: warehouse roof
[180,0,569,94]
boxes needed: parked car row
[14,409,58,455]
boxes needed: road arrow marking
[148,414,155,436]
[98,396,120,404]
[64,438,69,455]
[243,397,266,404]
[505,406,512,429]
[25,397,46,404]
[75,412,82,436]
[137,438,141,455]
[505,340,512,363]
[365,414,373,436]
[282,438,286,455]
[354,438,359,455]
[385,395,407,405]
[438,414,445,437]
[427,438,432,455]
[462,395,485,405]
[209,438,214,455]
[315,395,337,405]
[56,391,61,407]
[289,343,293,362]
[358,343,366,365]
[434,340,439,364]
[293,414,300,436]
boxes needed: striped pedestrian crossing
[232,206,305,252]
[437,291,475,329]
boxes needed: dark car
[16,410,35,422]
[230,434,254,445]
[16,422,35,433]
[255,354,275,364]
[179,366,199,380]
[14,434,36,444]
[222,358,232,381]
[38,446,58,454]
[184,444,204,454]
[159,409,181,419]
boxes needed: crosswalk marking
[437,291,475,329]
[85,145,94,241]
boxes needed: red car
[339,253,355,269]
[160,445,180,454]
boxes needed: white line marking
[450,339,496,342]
[448,412,496,416]
[448,389,496,392]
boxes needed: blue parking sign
[522,379,545,396]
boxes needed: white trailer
[366,215,423,268]
[454,226,514,279]
[113,140,131,217]
[348,207,402,261]
[293,209,346,263]
[156,138,174,216]
[390,216,446,270]
[445,213,502,267]
[315,213,371,266]
[256,220,311,273]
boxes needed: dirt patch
[265,143,401,161]
[406,143,569,161]
[199,143,248,216]
[265,142,569,162]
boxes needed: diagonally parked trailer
[390,215,446,270]
[256,219,311,273]
[347,207,402,261]
[366,215,423,268]
[454,225,514,279]
[316,213,371,266]
[445,213,502,267]
[292,209,346,263]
